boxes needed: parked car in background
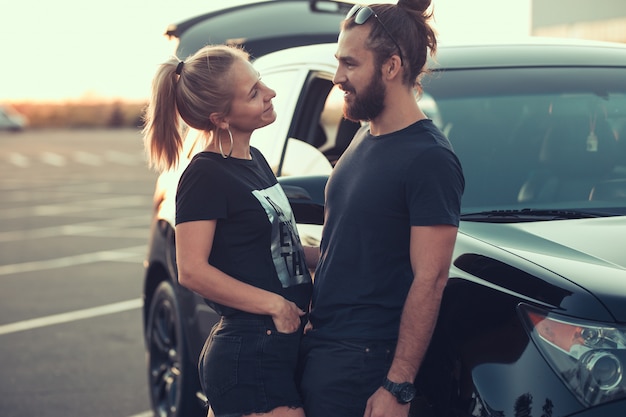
[142,2,626,416]
[0,105,26,131]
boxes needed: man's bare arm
[364,224,458,417]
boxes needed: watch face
[399,383,416,403]
[382,378,417,404]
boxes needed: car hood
[458,216,626,322]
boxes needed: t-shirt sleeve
[406,146,465,227]
[175,159,227,225]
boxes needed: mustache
[340,83,356,94]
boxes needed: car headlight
[519,304,626,407]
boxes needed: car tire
[146,280,204,417]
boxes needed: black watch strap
[382,377,416,404]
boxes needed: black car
[142,3,626,416]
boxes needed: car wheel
[146,280,204,417]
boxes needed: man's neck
[370,82,426,136]
[368,89,427,136]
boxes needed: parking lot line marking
[73,151,103,166]
[41,151,66,167]
[0,194,152,219]
[105,150,145,165]
[0,298,143,335]
[0,245,147,276]
[0,215,149,242]
[8,152,30,168]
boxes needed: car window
[257,71,359,176]
[285,76,363,171]
[422,67,626,213]
[319,86,363,166]
[289,75,335,147]
[292,81,363,167]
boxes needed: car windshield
[422,66,626,217]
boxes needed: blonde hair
[143,45,250,171]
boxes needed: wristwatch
[382,377,416,404]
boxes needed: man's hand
[303,320,313,334]
[364,387,410,417]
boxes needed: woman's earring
[218,128,233,159]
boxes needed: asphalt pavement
[0,129,158,417]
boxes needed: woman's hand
[270,297,306,333]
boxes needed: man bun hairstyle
[345,0,437,90]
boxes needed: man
[298,2,464,417]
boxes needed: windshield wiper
[461,208,605,223]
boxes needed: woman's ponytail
[143,59,184,172]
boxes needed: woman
[143,44,312,417]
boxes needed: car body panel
[458,218,626,321]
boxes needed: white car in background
[0,105,26,131]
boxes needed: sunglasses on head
[345,5,404,66]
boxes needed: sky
[0,0,530,102]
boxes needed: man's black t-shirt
[175,147,312,316]
[309,120,464,341]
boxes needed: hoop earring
[218,128,233,159]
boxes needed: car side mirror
[278,175,328,225]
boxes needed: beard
[342,72,386,122]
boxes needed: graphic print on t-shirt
[253,184,310,288]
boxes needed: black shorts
[198,315,304,417]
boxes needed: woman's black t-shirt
[175,147,312,316]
